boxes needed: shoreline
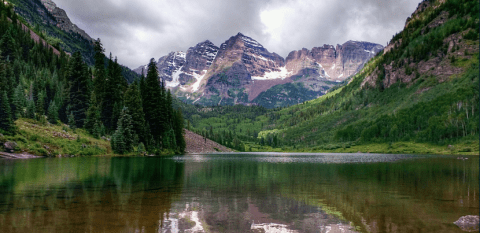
[0,151,43,159]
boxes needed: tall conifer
[143,58,163,145]
[84,92,101,134]
[0,90,13,133]
[125,82,146,144]
[67,52,89,128]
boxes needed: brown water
[0,153,477,232]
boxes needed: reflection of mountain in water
[160,198,355,233]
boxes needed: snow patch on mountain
[252,67,291,80]
[167,66,184,88]
[241,35,263,48]
[192,70,208,92]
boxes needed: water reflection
[0,157,184,233]
[0,153,477,233]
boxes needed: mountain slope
[8,0,140,82]
[136,33,383,108]
[186,0,479,154]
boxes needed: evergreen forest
[0,2,185,155]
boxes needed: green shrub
[13,135,27,143]
[29,134,40,141]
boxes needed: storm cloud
[53,0,421,69]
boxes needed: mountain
[135,33,383,108]
[183,0,479,154]
[134,40,220,92]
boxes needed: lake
[0,153,478,232]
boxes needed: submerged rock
[454,215,479,232]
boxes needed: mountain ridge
[135,33,383,108]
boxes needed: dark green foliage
[12,83,25,118]
[101,55,127,132]
[143,59,164,143]
[84,92,101,135]
[26,100,35,119]
[173,108,186,153]
[35,90,45,118]
[47,100,58,124]
[0,90,13,133]
[67,52,90,128]
[0,28,17,61]
[111,107,136,154]
[68,111,75,130]
[124,82,146,144]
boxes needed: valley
[0,0,478,157]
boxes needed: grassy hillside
[185,0,479,155]
[1,118,111,156]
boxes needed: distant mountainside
[8,0,141,82]
[135,33,383,108]
[185,0,479,154]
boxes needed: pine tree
[124,82,146,144]
[111,101,122,131]
[111,107,136,154]
[84,92,101,134]
[0,28,16,61]
[35,90,45,118]
[26,99,35,119]
[12,83,25,118]
[0,90,13,133]
[173,108,186,153]
[47,100,58,124]
[93,39,106,115]
[101,55,126,132]
[143,58,164,146]
[67,52,90,128]
[68,111,76,130]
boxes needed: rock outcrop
[40,0,93,41]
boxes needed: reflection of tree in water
[0,157,184,233]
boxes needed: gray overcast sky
[52,0,421,69]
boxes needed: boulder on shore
[454,215,479,232]
[4,141,17,153]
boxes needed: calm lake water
[0,153,478,233]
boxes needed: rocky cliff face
[40,0,92,41]
[285,41,383,82]
[135,33,383,107]
[134,40,219,93]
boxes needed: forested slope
[0,2,185,156]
